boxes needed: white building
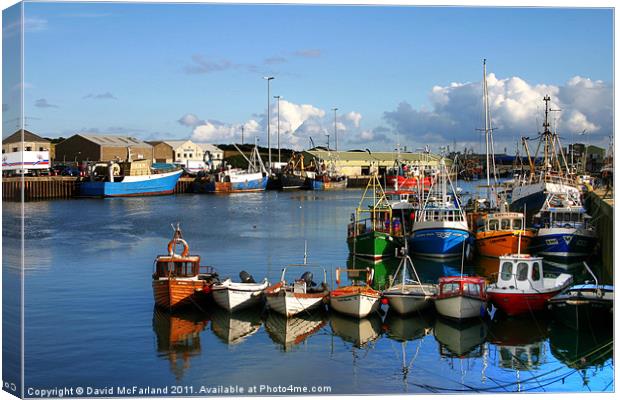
[195,143,224,169]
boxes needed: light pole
[332,107,338,152]
[263,76,274,171]
[326,133,330,150]
[274,95,281,165]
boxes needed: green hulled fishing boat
[347,173,405,261]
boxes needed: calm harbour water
[2,186,614,395]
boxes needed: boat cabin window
[516,262,529,281]
[501,219,510,230]
[489,219,499,230]
[156,261,197,277]
[442,282,460,294]
[501,262,513,281]
[464,283,481,297]
[531,262,541,281]
[513,219,522,230]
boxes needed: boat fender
[239,270,256,283]
[168,238,190,257]
[300,271,316,287]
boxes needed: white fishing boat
[434,276,487,320]
[329,268,381,318]
[211,271,269,311]
[265,266,329,317]
[382,251,437,315]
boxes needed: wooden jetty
[2,176,196,201]
[2,176,78,201]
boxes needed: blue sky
[2,2,614,152]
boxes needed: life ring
[168,238,189,257]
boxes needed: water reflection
[549,321,613,370]
[210,306,263,345]
[412,257,479,282]
[434,318,488,358]
[488,317,550,371]
[329,312,382,348]
[152,308,210,380]
[264,309,328,352]
[346,256,399,290]
[383,310,434,341]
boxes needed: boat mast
[482,59,498,207]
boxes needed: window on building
[177,153,181,158]
[184,153,187,158]
[12,147,18,152]
[26,146,32,151]
[2,149,5,154]
[39,147,45,151]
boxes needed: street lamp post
[274,95,281,165]
[332,107,338,152]
[263,76,275,171]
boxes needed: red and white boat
[434,276,487,320]
[486,254,573,317]
[329,268,381,318]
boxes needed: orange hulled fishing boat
[152,225,219,310]
[474,212,535,258]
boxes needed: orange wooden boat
[475,212,535,258]
[152,225,219,310]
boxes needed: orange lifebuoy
[168,238,189,257]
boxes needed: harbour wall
[584,189,614,282]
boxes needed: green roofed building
[301,148,448,177]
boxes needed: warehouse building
[55,134,153,163]
[302,148,446,176]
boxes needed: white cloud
[178,113,204,127]
[383,72,612,151]
[344,111,362,128]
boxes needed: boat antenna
[303,240,308,265]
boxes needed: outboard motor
[300,271,316,287]
[239,270,256,283]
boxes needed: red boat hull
[488,290,560,316]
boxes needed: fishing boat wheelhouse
[152,226,219,310]
[434,276,487,320]
[475,212,535,258]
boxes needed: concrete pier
[585,188,614,282]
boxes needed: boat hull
[434,295,485,320]
[194,176,268,193]
[279,173,309,190]
[212,282,268,311]
[329,291,380,318]
[347,230,403,260]
[409,227,473,258]
[487,290,560,317]
[382,292,434,315]
[475,231,534,258]
[548,296,613,330]
[310,178,347,191]
[385,175,432,190]
[79,169,182,197]
[530,228,598,259]
[152,278,212,310]
[266,292,327,317]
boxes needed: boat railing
[348,217,404,237]
[199,265,217,275]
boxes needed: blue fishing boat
[530,193,597,259]
[409,158,474,259]
[193,143,268,193]
[79,159,182,197]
